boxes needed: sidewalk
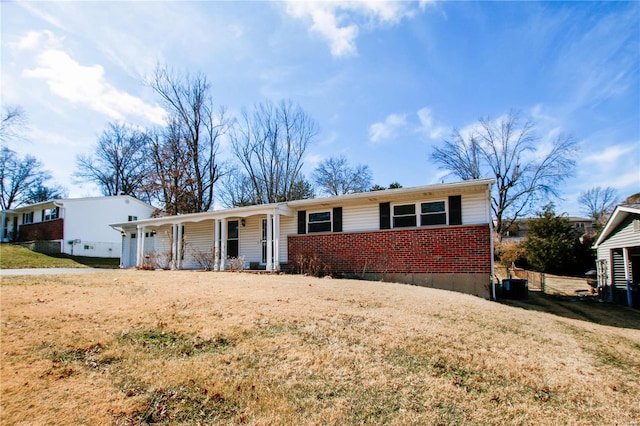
[0,268,106,276]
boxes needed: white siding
[239,216,263,265]
[280,216,296,262]
[343,205,379,232]
[182,221,215,269]
[596,216,640,286]
[461,192,489,224]
[597,216,640,257]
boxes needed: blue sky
[2,1,639,215]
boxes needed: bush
[225,256,245,272]
[191,247,216,271]
[292,252,332,277]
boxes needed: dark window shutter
[298,210,306,234]
[380,202,391,229]
[333,207,343,232]
[448,195,462,225]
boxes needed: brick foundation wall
[18,219,64,242]
[288,224,491,276]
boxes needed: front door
[261,219,267,264]
[227,220,239,258]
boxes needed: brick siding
[18,219,64,242]
[288,224,491,275]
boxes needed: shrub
[191,247,216,271]
[225,256,245,272]
[292,252,332,278]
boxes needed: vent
[633,219,640,232]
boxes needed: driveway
[0,268,108,276]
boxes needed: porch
[117,204,294,271]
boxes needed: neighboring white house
[1,195,156,258]
[111,179,496,298]
[593,203,640,308]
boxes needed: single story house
[1,195,156,258]
[111,179,496,298]
[593,204,640,308]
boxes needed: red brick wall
[288,224,491,275]
[18,219,64,242]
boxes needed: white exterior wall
[239,216,263,266]
[596,217,640,286]
[279,216,296,263]
[461,192,490,224]
[61,196,155,258]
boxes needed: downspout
[487,184,496,301]
[623,247,632,308]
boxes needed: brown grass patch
[1,270,639,425]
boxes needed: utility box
[502,279,528,300]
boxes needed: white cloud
[9,30,59,50]
[416,107,447,140]
[23,48,167,125]
[583,144,636,166]
[369,113,407,143]
[284,1,424,57]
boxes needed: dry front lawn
[1,270,639,425]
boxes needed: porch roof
[110,202,294,230]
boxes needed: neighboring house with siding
[593,204,640,308]
[1,196,156,258]
[111,179,496,298]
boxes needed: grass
[0,243,119,269]
[1,270,639,425]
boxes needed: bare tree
[578,186,618,228]
[146,122,196,215]
[312,155,372,196]
[230,99,318,204]
[431,111,577,238]
[0,105,28,146]
[147,65,229,213]
[74,122,151,200]
[218,167,260,208]
[23,182,67,204]
[1,147,53,209]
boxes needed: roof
[593,204,640,248]
[1,195,155,214]
[111,178,494,229]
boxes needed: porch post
[220,218,227,271]
[214,219,220,271]
[623,247,632,308]
[176,223,183,270]
[273,210,280,271]
[136,225,145,268]
[171,224,178,270]
[266,213,273,271]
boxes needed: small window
[84,245,94,250]
[420,201,446,226]
[128,215,137,222]
[43,208,58,221]
[308,211,332,233]
[393,204,416,228]
[22,212,34,224]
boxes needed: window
[43,208,58,221]
[128,215,137,222]
[420,201,446,226]
[393,204,416,228]
[227,220,239,258]
[22,212,34,224]
[308,211,332,233]
[391,201,447,228]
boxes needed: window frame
[420,201,447,226]
[307,210,332,233]
[391,200,448,229]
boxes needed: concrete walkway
[0,268,108,276]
